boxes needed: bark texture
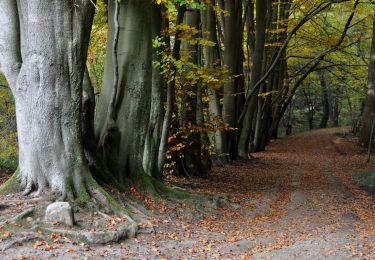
[0,0,95,196]
[95,0,156,184]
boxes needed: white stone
[44,202,74,226]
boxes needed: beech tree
[95,0,163,184]
[0,0,372,209]
[0,0,97,199]
[1,0,209,208]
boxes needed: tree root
[1,233,43,252]
[10,207,35,223]
[0,208,35,227]
[34,222,138,244]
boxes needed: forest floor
[0,127,374,259]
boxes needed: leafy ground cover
[0,127,374,259]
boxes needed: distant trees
[361,17,375,147]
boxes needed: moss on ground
[352,170,375,188]
[133,170,217,208]
[0,169,21,195]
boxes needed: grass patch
[0,156,17,172]
[352,170,375,188]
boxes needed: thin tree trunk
[157,5,186,174]
[143,4,164,179]
[222,0,243,160]
[180,8,207,177]
[238,0,267,157]
[319,72,330,128]
[201,1,226,162]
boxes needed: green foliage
[353,171,375,188]
[153,17,231,174]
[0,169,21,195]
[283,1,373,133]
[155,0,206,10]
[0,75,17,171]
[87,0,108,91]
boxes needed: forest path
[147,127,375,259]
[1,128,374,259]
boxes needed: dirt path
[1,128,374,259]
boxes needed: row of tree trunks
[2,0,370,200]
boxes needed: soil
[0,127,374,259]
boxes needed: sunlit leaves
[155,0,206,10]
[0,75,17,170]
[87,0,108,91]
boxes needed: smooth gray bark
[201,1,226,161]
[143,4,163,179]
[95,0,154,184]
[0,0,22,90]
[0,0,95,196]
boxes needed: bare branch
[238,0,350,125]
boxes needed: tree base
[133,170,222,210]
[0,168,222,246]
[0,169,23,195]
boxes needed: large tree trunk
[0,0,95,197]
[95,0,156,185]
[360,17,375,147]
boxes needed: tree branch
[238,0,350,125]
[278,0,360,117]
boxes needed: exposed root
[0,164,185,247]
[34,222,138,244]
[0,208,35,227]
[1,233,43,252]
[0,197,44,203]
[97,211,111,219]
[22,182,33,196]
[10,207,35,223]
